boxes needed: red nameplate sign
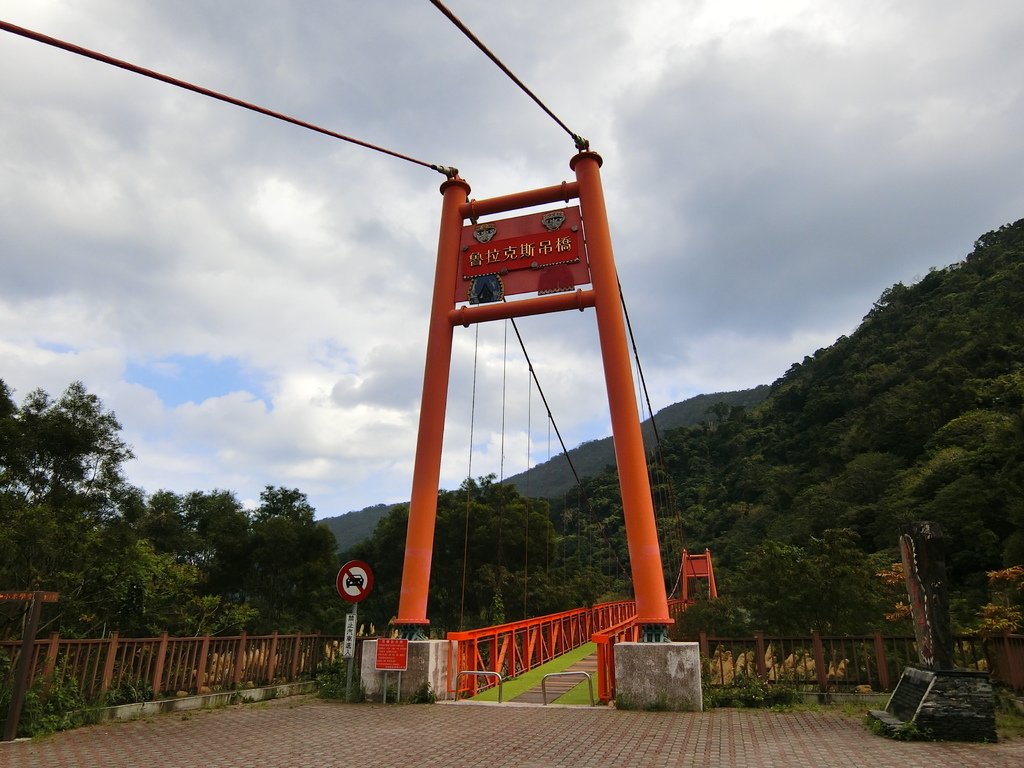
[454,207,590,304]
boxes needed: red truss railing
[446,601,635,697]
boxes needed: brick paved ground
[3,696,1023,768]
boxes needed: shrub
[407,682,435,704]
[703,674,800,710]
[316,658,363,702]
[15,676,100,737]
[104,677,154,707]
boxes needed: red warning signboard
[454,206,590,305]
[375,638,409,671]
[336,560,374,604]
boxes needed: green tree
[246,486,342,632]
[0,381,142,636]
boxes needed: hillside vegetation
[319,387,769,554]
[351,218,1024,635]
[502,386,770,499]
[664,218,1024,592]
[4,218,1022,640]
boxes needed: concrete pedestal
[613,642,703,711]
[360,639,453,702]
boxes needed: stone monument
[869,522,997,741]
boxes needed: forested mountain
[319,387,769,555]
[502,386,770,499]
[320,503,395,557]
[351,218,1024,635]
[4,218,1023,640]
[663,219,1024,586]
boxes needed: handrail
[592,615,641,703]
[446,600,635,697]
[456,670,504,703]
[541,670,594,706]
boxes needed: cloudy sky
[2,1,1022,518]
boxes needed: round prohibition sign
[336,560,374,603]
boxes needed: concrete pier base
[613,641,703,711]
[360,639,453,702]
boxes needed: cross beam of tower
[394,151,671,641]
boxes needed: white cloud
[2,1,1022,515]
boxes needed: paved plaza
[3,696,1023,767]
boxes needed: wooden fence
[5,625,1023,707]
[593,626,1024,703]
[697,631,1024,696]
[0,631,348,703]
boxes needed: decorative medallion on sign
[473,222,497,243]
[469,274,504,304]
[541,210,566,231]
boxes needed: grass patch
[470,643,597,703]
[552,678,598,706]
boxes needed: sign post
[374,637,409,703]
[336,561,373,701]
[1,590,59,742]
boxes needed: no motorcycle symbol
[336,560,374,603]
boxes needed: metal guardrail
[541,671,594,706]
[456,670,504,703]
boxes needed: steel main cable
[0,19,458,178]
[428,0,590,152]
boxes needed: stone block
[613,642,702,711]
[360,639,452,702]
[868,667,997,742]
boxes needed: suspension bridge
[3,0,722,713]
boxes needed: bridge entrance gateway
[395,151,671,641]
[357,152,703,709]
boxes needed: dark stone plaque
[888,667,934,721]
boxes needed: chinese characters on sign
[375,638,409,671]
[465,233,575,270]
[342,613,356,659]
[454,206,591,304]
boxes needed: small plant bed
[702,676,801,710]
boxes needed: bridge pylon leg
[394,175,471,637]
[571,151,671,636]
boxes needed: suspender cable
[618,279,687,584]
[508,318,584,489]
[428,1,590,152]
[459,325,481,631]
[0,20,458,178]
